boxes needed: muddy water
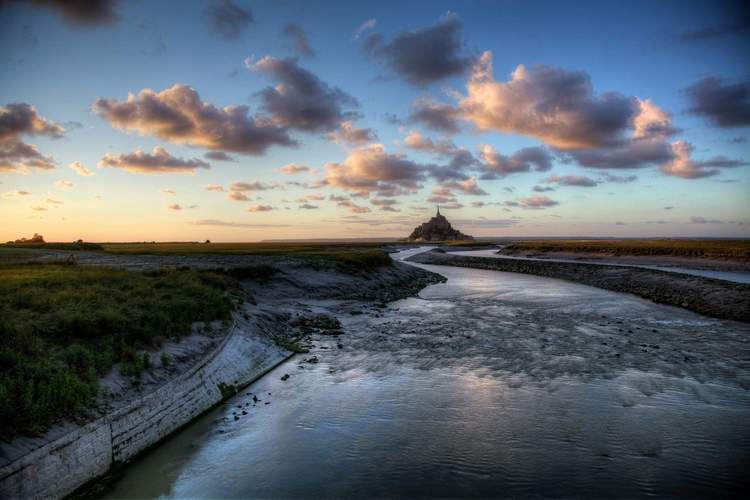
[103,249,750,498]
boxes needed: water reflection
[104,249,750,499]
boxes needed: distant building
[405,207,474,242]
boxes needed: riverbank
[0,252,443,499]
[408,250,750,323]
[101,248,750,499]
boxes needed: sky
[1,0,749,242]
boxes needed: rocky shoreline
[408,250,750,323]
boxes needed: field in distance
[503,239,750,260]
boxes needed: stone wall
[0,323,290,499]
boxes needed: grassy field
[503,239,750,260]
[100,242,394,270]
[0,262,235,438]
[3,241,104,251]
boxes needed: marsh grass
[504,239,750,260]
[0,263,234,438]
[2,242,104,251]
[102,243,393,270]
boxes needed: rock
[281,374,290,381]
[242,410,247,415]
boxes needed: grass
[504,239,750,260]
[101,242,393,270]
[3,241,104,251]
[0,262,234,439]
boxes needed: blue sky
[1,0,748,241]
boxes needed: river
[456,248,750,284]
[103,248,750,498]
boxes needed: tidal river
[104,248,750,498]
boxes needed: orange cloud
[98,147,210,174]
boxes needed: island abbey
[405,207,474,242]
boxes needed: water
[104,249,750,498]
[457,248,750,284]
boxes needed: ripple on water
[102,252,750,499]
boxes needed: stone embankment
[0,258,443,499]
[409,250,750,323]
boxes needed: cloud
[355,18,376,39]
[532,185,555,192]
[280,163,310,174]
[1,103,64,140]
[404,131,476,174]
[204,151,235,162]
[480,145,552,178]
[454,217,520,228]
[460,52,655,150]
[362,14,474,86]
[371,198,400,212]
[11,0,118,26]
[600,173,637,183]
[691,216,724,224]
[248,204,274,212]
[565,138,673,169]
[253,56,358,132]
[0,140,56,173]
[441,177,487,195]
[229,181,279,191]
[327,121,377,145]
[161,189,176,195]
[99,147,210,174]
[283,23,314,57]
[203,0,253,40]
[228,191,250,201]
[664,206,675,210]
[408,98,462,134]
[93,84,294,154]
[55,180,73,189]
[1,102,64,173]
[660,140,748,179]
[517,195,559,209]
[189,219,291,228]
[69,161,93,176]
[3,190,32,199]
[299,203,318,209]
[404,131,475,181]
[205,183,224,192]
[324,144,426,196]
[543,174,598,187]
[167,203,182,211]
[729,136,747,144]
[685,76,750,127]
[30,206,47,211]
[336,198,371,214]
[677,12,750,43]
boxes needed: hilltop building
[406,207,474,242]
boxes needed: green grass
[101,242,393,270]
[3,241,104,251]
[0,263,234,438]
[504,239,750,260]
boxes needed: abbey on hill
[406,207,474,242]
